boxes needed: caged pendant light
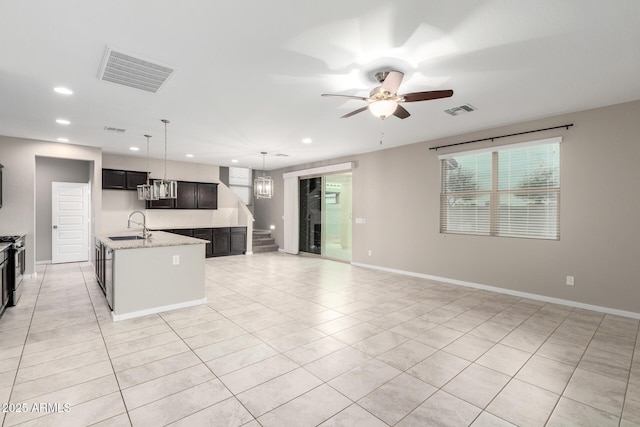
[153,119,177,199]
[254,152,273,199]
[137,134,159,200]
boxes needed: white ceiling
[1,1,639,170]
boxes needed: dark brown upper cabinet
[103,169,148,191]
[125,171,148,190]
[197,183,218,209]
[102,169,126,190]
[146,197,173,209]
[175,181,198,209]
[145,180,218,210]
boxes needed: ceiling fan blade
[402,89,454,102]
[321,93,368,101]
[393,105,410,119]
[381,71,404,94]
[340,106,369,118]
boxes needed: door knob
[53,225,58,229]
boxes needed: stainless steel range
[0,235,26,306]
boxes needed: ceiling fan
[322,70,453,120]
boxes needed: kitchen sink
[108,235,145,241]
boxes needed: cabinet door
[230,228,247,254]
[212,228,230,256]
[193,229,213,257]
[146,197,174,209]
[175,181,198,209]
[197,183,218,209]
[125,171,148,190]
[102,169,126,190]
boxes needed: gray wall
[0,136,102,276]
[35,156,91,262]
[254,100,640,314]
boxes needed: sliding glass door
[299,177,322,255]
[299,173,352,261]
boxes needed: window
[440,137,560,240]
[229,167,252,205]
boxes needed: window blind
[440,137,561,240]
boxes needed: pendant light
[153,119,177,199]
[137,134,159,200]
[254,152,273,199]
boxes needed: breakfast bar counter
[96,231,207,321]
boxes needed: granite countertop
[0,242,10,252]
[96,230,209,250]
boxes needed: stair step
[253,244,279,253]
[253,238,276,247]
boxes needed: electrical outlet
[173,255,180,265]
[566,275,574,286]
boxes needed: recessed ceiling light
[56,119,70,125]
[186,154,194,158]
[130,146,140,151]
[57,137,69,142]
[231,159,239,163]
[302,138,312,144]
[54,87,73,95]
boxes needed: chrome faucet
[127,210,151,239]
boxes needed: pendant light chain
[145,135,151,184]
[163,119,169,181]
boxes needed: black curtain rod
[429,123,574,151]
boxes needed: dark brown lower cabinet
[230,227,247,255]
[161,227,246,257]
[212,228,231,256]
[193,229,213,257]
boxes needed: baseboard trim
[351,262,640,320]
[111,297,208,322]
[245,251,254,255]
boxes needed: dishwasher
[105,247,113,310]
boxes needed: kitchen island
[96,231,207,321]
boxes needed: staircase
[252,229,279,253]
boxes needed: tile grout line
[149,305,263,426]
[80,263,134,427]
[392,296,546,426]
[539,309,606,426]
[618,319,639,426]
[2,264,46,427]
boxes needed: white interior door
[52,182,89,264]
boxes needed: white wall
[254,100,640,314]
[101,154,252,234]
[0,136,102,276]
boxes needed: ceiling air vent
[445,104,477,116]
[104,126,126,133]
[274,153,289,157]
[98,47,175,93]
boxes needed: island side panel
[113,243,206,317]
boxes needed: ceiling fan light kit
[254,152,274,199]
[322,70,453,121]
[153,119,178,199]
[369,99,398,118]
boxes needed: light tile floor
[0,252,639,426]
